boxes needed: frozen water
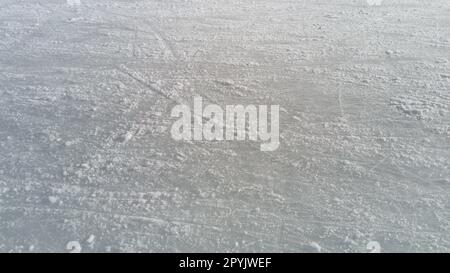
[0,0,449,253]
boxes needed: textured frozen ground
[0,0,449,252]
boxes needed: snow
[366,241,381,253]
[67,0,82,7]
[66,241,82,253]
[0,0,449,252]
[367,0,383,6]
[86,234,95,244]
[309,242,322,253]
[48,196,59,204]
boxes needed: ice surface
[0,0,449,252]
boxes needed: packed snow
[0,0,449,252]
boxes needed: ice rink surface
[0,0,449,252]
